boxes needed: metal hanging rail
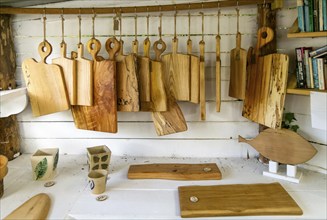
[0,0,273,15]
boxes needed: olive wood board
[178,182,303,218]
[127,163,221,180]
[4,193,51,220]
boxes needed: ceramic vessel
[31,148,59,180]
[87,145,111,171]
[88,169,108,194]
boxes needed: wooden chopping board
[128,163,221,180]
[22,41,69,117]
[239,128,317,164]
[178,182,303,218]
[4,193,51,220]
[71,38,117,133]
[242,27,289,129]
[52,42,77,105]
[138,38,151,109]
[116,40,140,112]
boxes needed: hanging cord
[236,1,239,34]
[188,3,191,41]
[200,12,204,42]
[119,8,122,41]
[174,5,177,40]
[134,7,137,41]
[78,9,81,45]
[146,7,149,38]
[61,8,65,45]
[217,2,220,35]
[159,12,163,39]
[42,8,46,45]
[92,8,96,39]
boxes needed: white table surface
[1,154,326,219]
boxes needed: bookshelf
[287,88,327,96]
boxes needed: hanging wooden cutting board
[179,182,302,218]
[128,163,221,180]
[73,43,93,106]
[4,193,51,220]
[242,27,289,129]
[239,128,317,164]
[52,42,77,105]
[71,38,118,133]
[22,41,69,117]
[187,39,200,104]
[116,40,140,112]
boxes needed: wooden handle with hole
[77,43,84,58]
[255,27,274,56]
[143,38,151,58]
[172,38,178,54]
[187,39,192,55]
[153,39,166,61]
[86,38,101,61]
[132,39,138,55]
[105,37,120,61]
[38,41,52,63]
[60,42,67,58]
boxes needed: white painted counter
[1,154,326,219]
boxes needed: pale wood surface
[4,193,51,220]
[287,88,327,96]
[0,155,8,180]
[229,32,247,100]
[162,38,190,101]
[287,18,327,38]
[71,38,117,133]
[138,38,151,109]
[216,35,221,112]
[150,61,168,111]
[52,42,77,105]
[73,43,93,106]
[239,128,317,165]
[116,40,140,112]
[22,41,69,117]
[178,182,303,218]
[199,41,206,121]
[187,39,200,104]
[128,163,222,180]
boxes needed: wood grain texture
[199,41,206,121]
[150,61,168,111]
[178,182,303,218]
[74,43,93,106]
[239,128,317,164]
[0,115,20,160]
[52,42,77,105]
[22,41,70,117]
[4,193,51,220]
[128,163,221,180]
[161,39,190,101]
[229,32,247,100]
[138,56,151,103]
[116,40,140,112]
[187,39,200,104]
[216,35,221,112]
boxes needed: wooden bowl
[0,155,8,180]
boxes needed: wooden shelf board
[287,31,327,38]
[286,88,327,96]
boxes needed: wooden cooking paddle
[187,13,200,104]
[22,40,69,117]
[229,8,247,100]
[216,9,221,112]
[199,12,206,121]
[52,15,77,105]
[116,15,139,112]
[4,193,51,220]
[161,12,190,101]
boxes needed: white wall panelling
[12,0,326,171]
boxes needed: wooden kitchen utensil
[73,15,93,106]
[116,14,139,112]
[161,11,190,101]
[128,163,221,180]
[4,193,51,220]
[229,7,247,100]
[178,182,302,218]
[199,12,206,120]
[52,14,77,105]
[71,15,118,133]
[239,128,317,164]
[187,12,200,104]
[151,15,187,136]
[242,27,289,128]
[22,16,69,117]
[216,6,221,112]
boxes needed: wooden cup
[88,169,108,194]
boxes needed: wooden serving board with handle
[178,182,302,218]
[71,38,118,133]
[22,41,70,117]
[116,40,140,112]
[138,37,151,109]
[4,193,51,220]
[242,27,289,129]
[128,163,221,180]
[239,128,317,164]
[52,42,77,105]
[187,38,200,104]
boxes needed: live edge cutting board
[178,182,302,218]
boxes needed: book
[319,0,324,31]
[310,45,327,57]
[309,57,315,88]
[304,48,313,88]
[312,58,320,88]
[304,0,311,31]
[313,0,319,31]
[324,57,327,88]
[296,47,306,88]
[323,0,327,30]
[317,58,325,89]
[297,0,306,32]
[308,0,315,32]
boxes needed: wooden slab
[128,163,221,180]
[187,39,200,104]
[71,38,117,133]
[4,193,51,220]
[178,182,303,218]
[52,42,77,105]
[138,56,151,103]
[22,41,69,117]
[150,60,168,111]
[239,128,317,164]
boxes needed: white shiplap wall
[12,0,326,171]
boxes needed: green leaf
[53,151,59,170]
[290,125,300,132]
[34,158,48,180]
[284,112,295,124]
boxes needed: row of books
[295,45,327,90]
[297,0,327,32]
